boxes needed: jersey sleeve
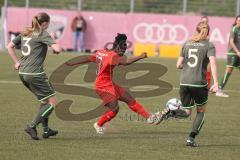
[207,42,216,57]
[41,31,56,46]
[12,35,21,46]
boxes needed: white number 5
[187,49,198,68]
[22,37,32,56]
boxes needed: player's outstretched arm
[7,42,20,70]
[49,33,62,54]
[119,52,147,66]
[209,56,219,93]
[65,56,92,66]
[176,56,184,69]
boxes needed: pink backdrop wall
[6,7,234,58]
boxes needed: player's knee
[226,67,233,74]
[48,96,57,107]
[197,107,205,112]
[184,109,192,116]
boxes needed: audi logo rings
[133,23,189,44]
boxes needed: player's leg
[25,74,57,140]
[217,66,232,91]
[119,90,150,119]
[216,55,236,97]
[118,89,160,124]
[19,74,40,140]
[94,100,119,134]
[186,86,208,147]
[157,86,193,124]
[186,105,206,147]
[41,96,58,139]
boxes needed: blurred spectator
[71,12,87,52]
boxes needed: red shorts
[95,83,126,105]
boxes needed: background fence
[1,0,240,17]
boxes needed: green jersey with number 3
[12,30,55,75]
[180,40,216,87]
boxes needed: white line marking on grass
[0,80,239,93]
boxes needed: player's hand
[209,83,218,93]
[140,52,148,58]
[14,61,20,70]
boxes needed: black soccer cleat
[42,128,58,139]
[24,125,40,140]
[186,139,199,147]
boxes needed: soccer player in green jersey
[157,22,218,147]
[216,15,240,98]
[7,12,61,140]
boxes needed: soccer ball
[166,98,182,110]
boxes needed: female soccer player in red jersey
[66,33,159,134]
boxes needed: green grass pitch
[0,51,239,160]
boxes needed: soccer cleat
[24,125,40,140]
[147,114,158,124]
[154,108,171,125]
[42,128,58,139]
[215,90,229,98]
[93,122,105,134]
[186,139,199,147]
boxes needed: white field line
[0,80,239,93]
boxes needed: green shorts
[227,54,240,68]
[179,85,208,109]
[19,73,56,102]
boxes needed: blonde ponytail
[190,22,210,42]
[21,12,50,36]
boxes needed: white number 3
[187,49,198,68]
[22,37,32,56]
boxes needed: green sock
[40,104,50,132]
[42,118,49,132]
[219,72,231,89]
[29,104,54,128]
[191,112,205,135]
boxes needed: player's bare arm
[7,42,20,70]
[209,56,219,93]
[176,56,184,69]
[119,52,147,66]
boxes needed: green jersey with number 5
[12,30,55,75]
[180,40,216,87]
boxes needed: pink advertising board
[6,7,234,58]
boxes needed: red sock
[128,101,150,119]
[206,71,211,89]
[97,110,118,126]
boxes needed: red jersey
[89,49,121,87]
